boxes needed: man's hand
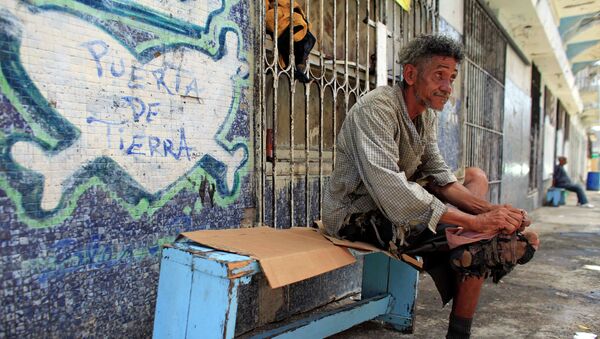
[518,209,531,232]
[471,206,523,234]
[494,204,532,232]
[440,204,530,235]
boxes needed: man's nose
[440,80,452,94]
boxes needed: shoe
[579,203,595,208]
[450,232,537,283]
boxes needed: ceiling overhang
[485,0,584,115]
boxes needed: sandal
[450,232,536,283]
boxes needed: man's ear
[403,64,418,85]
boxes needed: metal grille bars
[257,0,438,228]
[463,0,507,204]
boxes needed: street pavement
[334,189,600,338]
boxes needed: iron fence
[256,0,438,227]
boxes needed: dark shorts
[339,209,458,304]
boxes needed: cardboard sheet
[323,235,423,270]
[314,220,423,270]
[178,227,356,288]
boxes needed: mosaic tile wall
[0,0,255,336]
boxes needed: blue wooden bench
[152,241,419,338]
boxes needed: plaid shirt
[323,85,457,242]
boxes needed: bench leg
[186,270,241,338]
[362,253,418,333]
[153,249,241,339]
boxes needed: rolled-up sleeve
[348,104,447,235]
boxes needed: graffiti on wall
[21,234,175,284]
[0,0,251,227]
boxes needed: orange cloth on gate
[265,0,311,68]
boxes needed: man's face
[559,157,567,165]
[412,56,459,111]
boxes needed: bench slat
[248,294,392,339]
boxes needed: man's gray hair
[398,34,464,67]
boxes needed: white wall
[502,47,533,207]
[439,0,464,35]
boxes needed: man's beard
[415,91,436,111]
[415,91,449,111]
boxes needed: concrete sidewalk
[335,189,600,338]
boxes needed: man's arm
[428,181,492,214]
[415,116,524,234]
[431,181,525,234]
[438,203,523,235]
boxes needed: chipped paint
[227,259,258,279]
[223,280,236,339]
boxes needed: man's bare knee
[464,167,488,198]
[465,167,488,184]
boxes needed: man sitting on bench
[322,34,540,339]
[554,156,594,208]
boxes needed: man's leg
[446,168,487,338]
[448,277,483,338]
[453,167,489,312]
[447,168,539,338]
[561,183,589,205]
[462,167,489,200]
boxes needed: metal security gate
[256,0,439,227]
[463,0,507,204]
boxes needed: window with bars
[555,101,568,162]
[564,112,570,142]
[544,87,557,128]
[256,0,439,227]
[542,86,558,180]
[557,102,566,132]
[529,64,542,192]
[463,0,507,204]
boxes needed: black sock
[446,313,473,339]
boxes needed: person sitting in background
[553,156,594,208]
